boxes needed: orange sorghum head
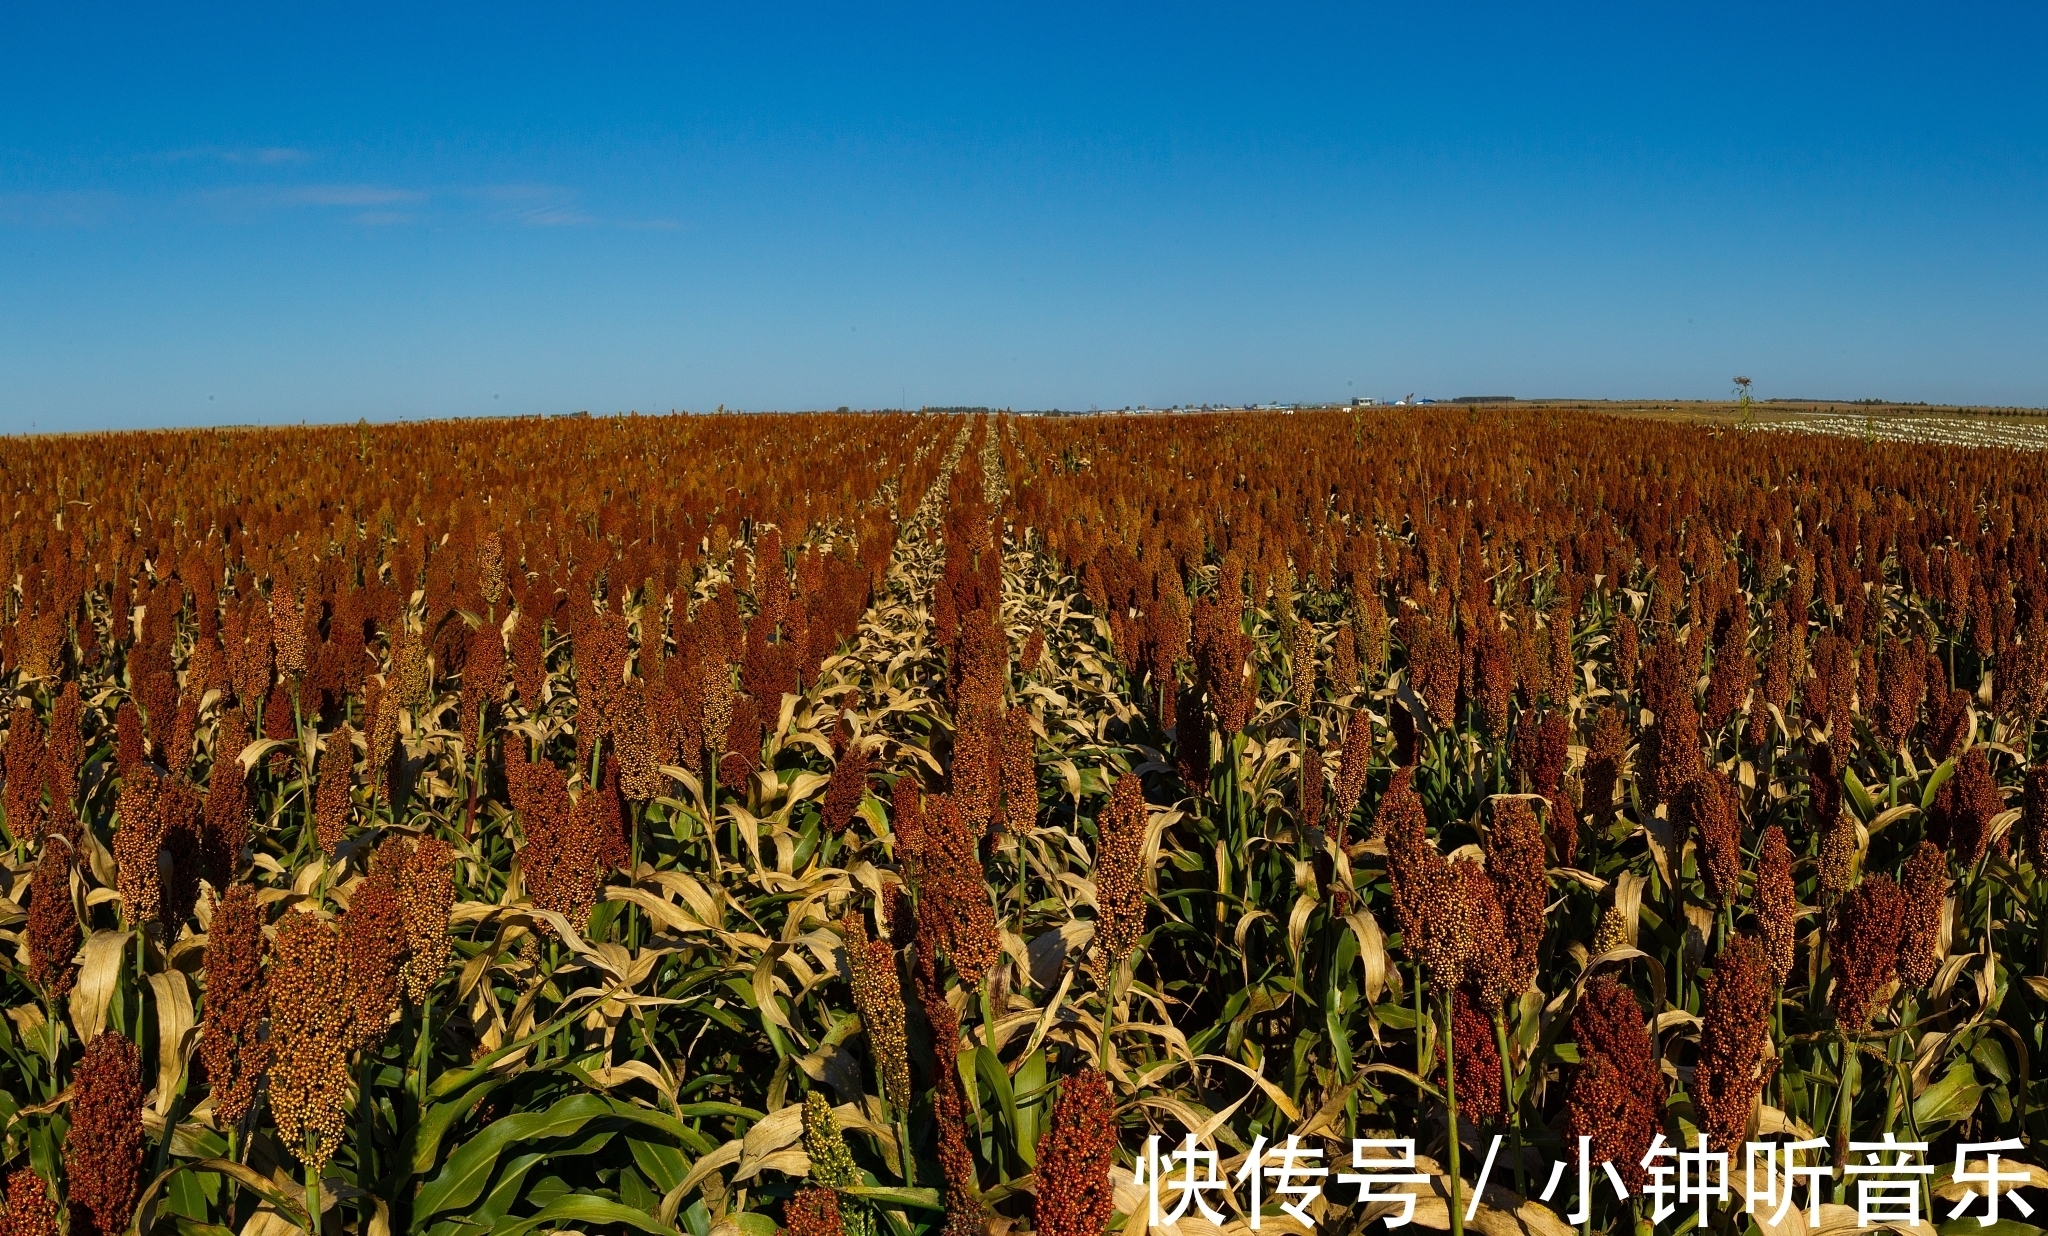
[1032,1068,1118,1236]
[64,1031,143,1236]
[268,911,353,1170]
[199,883,270,1126]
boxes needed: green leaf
[1011,1049,1046,1166]
[1970,1037,2013,1085]
[469,1152,548,1227]
[674,1101,765,1123]
[1373,1001,1419,1030]
[1844,768,1878,821]
[494,1195,679,1236]
[1919,757,1957,810]
[841,1186,946,1212]
[629,1137,689,1194]
[974,1046,1019,1151]
[1326,1002,1355,1078]
[1911,1060,1982,1132]
[415,1093,616,1219]
[1936,1223,2045,1236]
[405,1077,506,1176]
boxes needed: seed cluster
[1566,977,1664,1191]
[1032,1068,1117,1236]
[267,911,353,1170]
[1694,934,1773,1149]
[1089,773,1147,981]
[199,883,271,1125]
[65,1032,142,1236]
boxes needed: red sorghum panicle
[1704,612,1754,730]
[842,912,911,1110]
[1091,773,1147,981]
[199,883,270,1126]
[1471,621,1512,742]
[1694,934,1773,1151]
[27,844,78,998]
[1895,841,1947,991]
[477,532,505,611]
[1195,600,1254,735]
[399,837,457,1004]
[1511,709,1573,851]
[1297,745,1324,837]
[202,708,251,886]
[267,911,352,1171]
[1874,637,1926,750]
[1613,615,1640,694]
[912,895,983,1236]
[0,1168,57,1236]
[1581,705,1627,832]
[1458,858,1516,1010]
[612,680,663,802]
[822,730,873,836]
[5,704,46,834]
[577,753,631,872]
[114,771,166,925]
[365,682,398,805]
[1383,767,1470,990]
[1754,826,1797,981]
[784,1188,843,1236]
[1566,976,1664,1191]
[1020,625,1046,673]
[1402,610,1459,724]
[342,842,408,1051]
[719,693,761,790]
[44,682,81,817]
[1333,709,1374,824]
[1485,796,1547,1000]
[314,724,354,854]
[1642,635,1703,808]
[1829,874,1905,1028]
[700,658,734,761]
[1929,746,2000,868]
[459,621,504,757]
[915,794,1000,984]
[1449,984,1504,1126]
[1677,769,1743,910]
[271,587,307,677]
[391,621,431,710]
[1818,807,1857,899]
[1174,680,1211,793]
[1033,1068,1118,1236]
[2023,763,2048,875]
[1809,739,1843,829]
[999,703,1035,829]
[1927,687,1972,759]
[508,610,545,710]
[64,1031,143,1236]
[509,744,602,931]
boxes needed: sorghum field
[0,408,2044,1236]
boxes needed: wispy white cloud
[0,190,123,227]
[509,205,595,227]
[275,184,427,206]
[161,145,314,166]
[228,147,313,166]
[5,177,673,232]
[473,184,678,230]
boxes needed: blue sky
[3,3,2045,431]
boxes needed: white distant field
[1756,412,2048,452]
